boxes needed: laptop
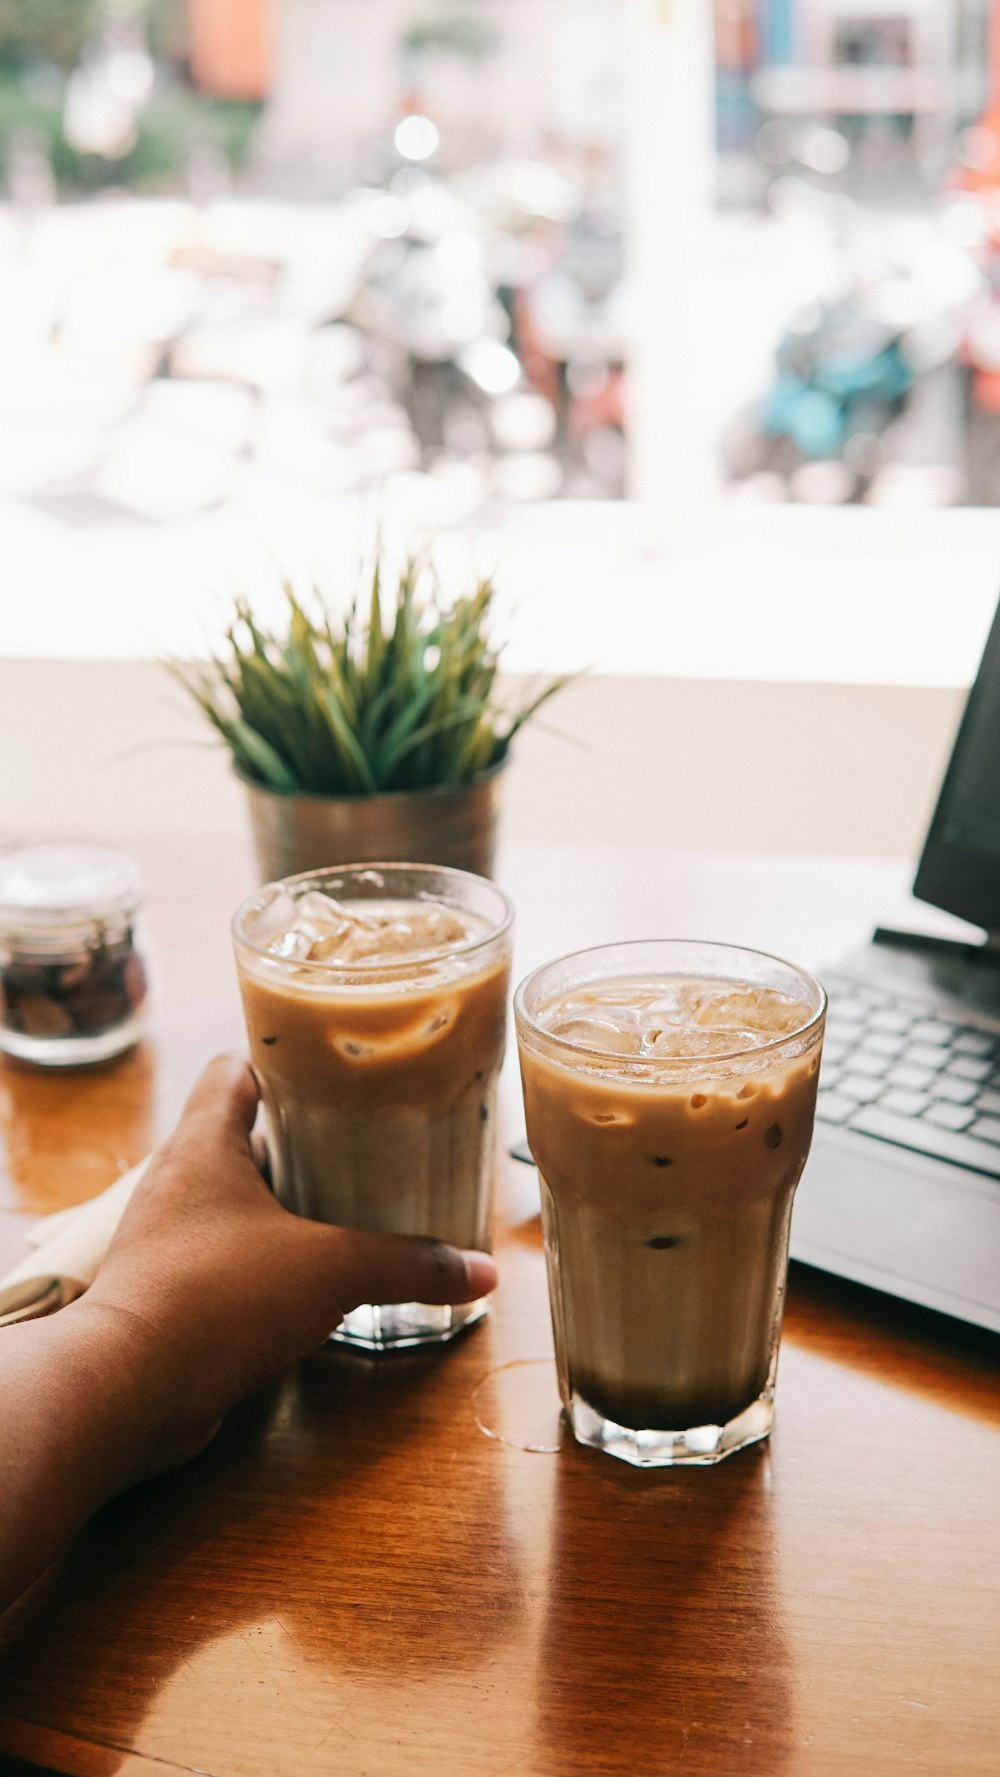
[792,599,1000,1333]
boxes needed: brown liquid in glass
[519,976,821,1430]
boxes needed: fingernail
[461,1251,498,1300]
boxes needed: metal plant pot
[241,766,505,884]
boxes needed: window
[1,1,999,672]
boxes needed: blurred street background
[4,0,1000,567]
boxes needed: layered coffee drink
[515,941,825,1465]
[233,864,512,1350]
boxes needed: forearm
[0,1301,170,1614]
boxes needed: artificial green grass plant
[175,560,567,797]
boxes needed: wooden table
[1,838,998,1777]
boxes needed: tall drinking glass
[233,863,513,1350]
[514,939,825,1465]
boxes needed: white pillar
[625,0,718,547]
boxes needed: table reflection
[0,1343,534,1774]
[0,1042,154,1219]
[534,1447,794,1776]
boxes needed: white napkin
[0,1157,149,1327]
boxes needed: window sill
[3,492,998,688]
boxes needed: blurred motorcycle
[735,293,913,496]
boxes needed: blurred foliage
[126,88,261,186]
[0,73,260,188]
[0,0,187,70]
[145,0,189,64]
[403,16,501,60]
[0,0,254,190]
[0,0,101,72]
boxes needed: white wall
[0,657,962,859]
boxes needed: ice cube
[295,889,360,929]
[269,927,314,961]
[334,1035,376,1061]
[425,1002,454,1036]
[409,906,469,949]
[333,901,472,964]
[646,1026,746,1059]
[643,985,694,1018]
[547,1011,643,1056]
[258,893,477,968]
[692,984,809,1037]
[255,889,367,963]
[244,888,300,947]
[336,922,399,964]
[308,930,354,962]
[376,918,424,955]
[564,982,646,1010]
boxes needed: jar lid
[0,844,143,937]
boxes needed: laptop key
[861,1030,907,1059]
[951,1030,996,1057]
[849,1105,1000,1179]
[946,1055,994,1083]
[828,998,872,1024]
[886,1064,935,1092]
[815,1092,857,1127]
[838,1074,883,1103]
[923,1102,976,1132]
[846,1050,889,1078]
[867,1008,912,1034]
[969,1116,1000,1146]
[910,1018,959,1045]
[975,1089,1000,1117]
[904,1044,951,1071]
[930,1075,978,1105]
[879,1089,930,1117]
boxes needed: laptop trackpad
[792,1130,1000,1327]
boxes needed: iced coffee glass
[233,863,512,1351]
[514,940,825,1466]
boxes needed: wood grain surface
[0,837,998,1777]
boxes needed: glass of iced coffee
[514,939,825,1466]
[233,863,512,1351]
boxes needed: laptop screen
[914,597,1000,936]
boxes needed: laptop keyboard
[817,971,1000,1180]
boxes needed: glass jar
[0,844,149,1067]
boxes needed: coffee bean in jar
[0,844,149,1067]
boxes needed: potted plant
[174,555,566,883]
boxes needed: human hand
[84,1052,498,1475]
[0,1053,497,1613]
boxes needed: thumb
[316,1225,498,1316]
